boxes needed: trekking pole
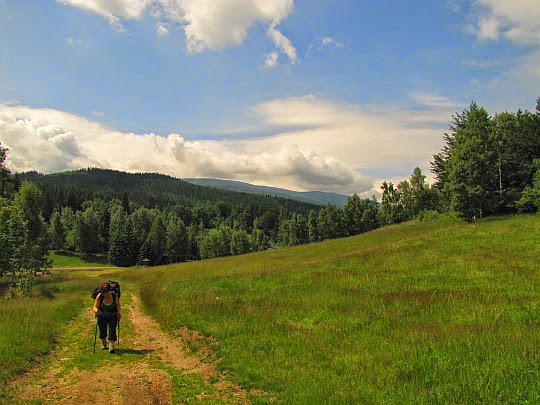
[117,316,120,347]
[93,316,98,354]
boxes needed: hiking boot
[109,341,116,354]
[100,339,107,350]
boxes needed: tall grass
[125,215,540,403]
[0,272,95,397]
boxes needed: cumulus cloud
[0,102,376,194]
[59,0,298,63]
[465,1,540,102]
[58,0,152,31]
[471,0,540,45]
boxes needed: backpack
[91,280,121,300]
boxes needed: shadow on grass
[0,277,10,297]
[114,348,155,356]
[56,250,110,265]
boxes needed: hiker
[92,284,121,353]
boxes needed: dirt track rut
[8,294,260,404]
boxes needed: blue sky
[1,0,539,195]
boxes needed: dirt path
[8,294,262,404]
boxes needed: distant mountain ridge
[183,178,350,206]
[19,169,321,216]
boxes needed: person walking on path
[92,284,121,353]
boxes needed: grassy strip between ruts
[0,272,96,399]
[124,214,540,404]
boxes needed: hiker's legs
[97,316,108,340]
[106,316,117,341]
[106,317,118,353]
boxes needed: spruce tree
[147,215,167,265]
[166,216,188,263]
[137,239,154,266]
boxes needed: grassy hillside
[124,215,539,403]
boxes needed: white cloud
[244,96,456,190]
[0,93,462,195]
[409,92,462,108]
[464,1,540,103]
[267,24,298,63]
[171,0,294,55]
[91,111,104,117]
[156,22,170,37]
[65,36,92,52]
[262,52,278,69]
[0,102,378,194]
[485,48,540,98]
[59,0,298,63]
[58,0,152,31]
[320,36,343,49]
[471,0,540,45]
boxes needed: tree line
[1,99,538,293]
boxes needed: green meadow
[124,215,539,403]
[49,251,115,268]
[0,272,96,397]
[1,215,538,403]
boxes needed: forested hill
[183,178,350,206]
[20,168,320,218]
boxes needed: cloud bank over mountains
[59,0,298,64]
[0,102,371,194]
[0,94,455,195]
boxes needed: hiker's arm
[116,295,121,320]
[93,294,100,315]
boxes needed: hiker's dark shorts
[97,314,118,341]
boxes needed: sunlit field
[124,215,539,403]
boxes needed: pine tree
[108,232,127,267]
[166,216,188,262]
[147,215,167,265]
[137,239,154,266]
[122,192,131,214]
[446,107,498,220]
